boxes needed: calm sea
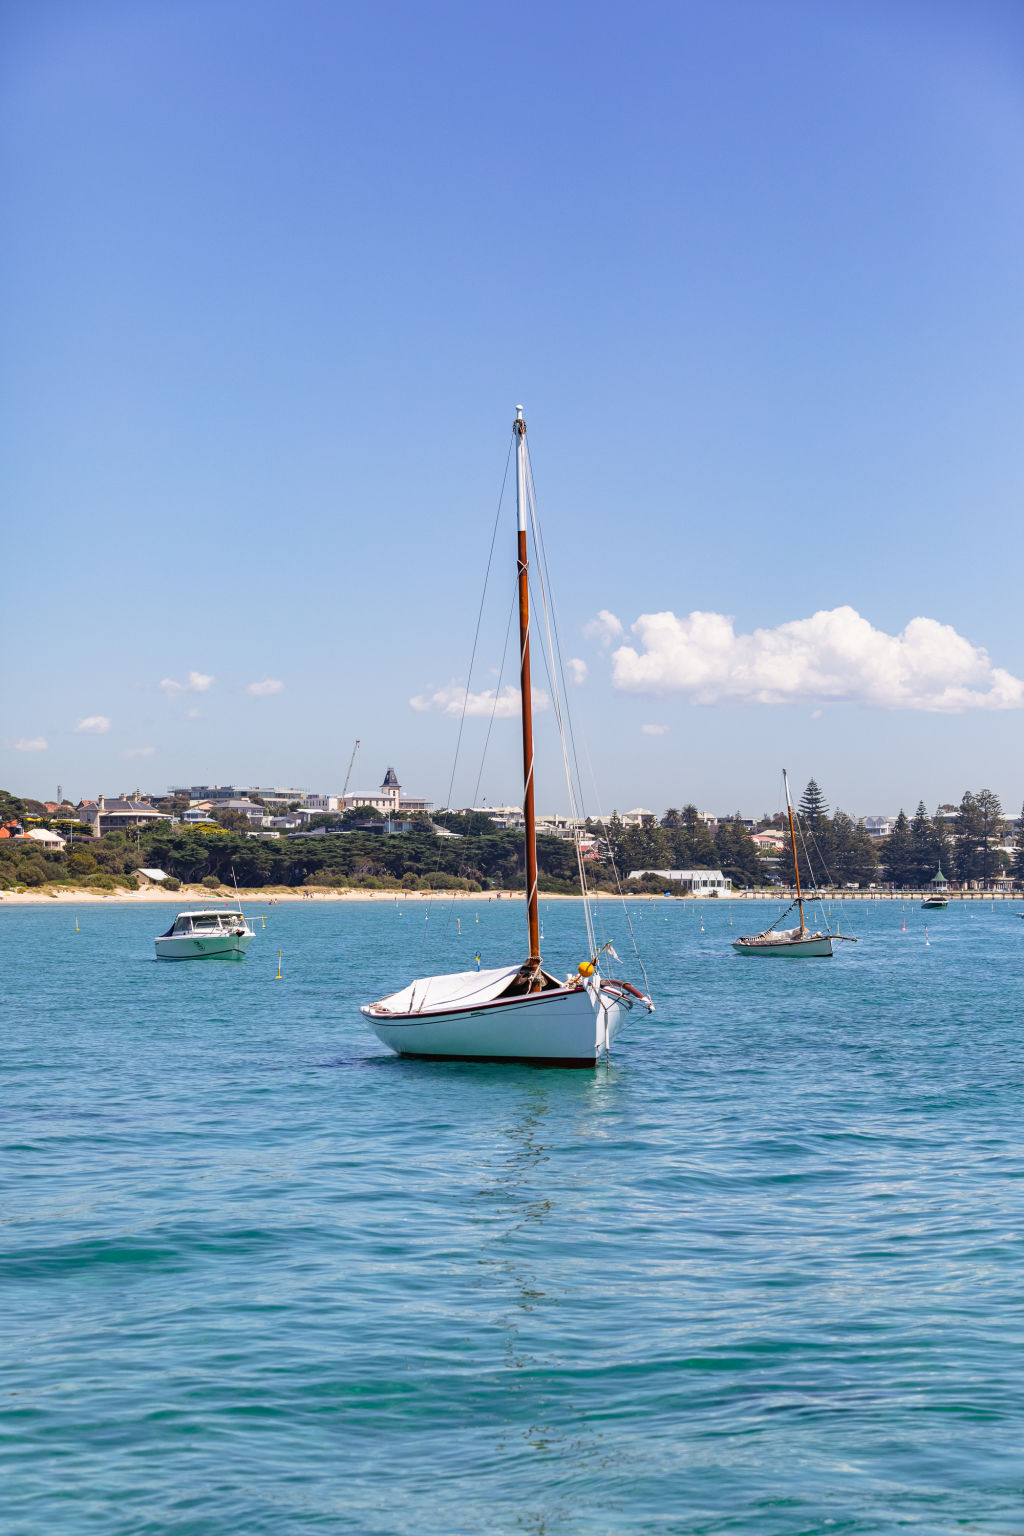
[3,894,1024,1534]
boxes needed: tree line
[2,782,1023,893]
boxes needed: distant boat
[733,770,853,958]
[361,406,653,1065]
[155,909,254,960]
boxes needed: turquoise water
[3,895,1024,1534]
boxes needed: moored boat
[155,908,254,960]
[733,770,854,958]
[921,866,950,909]
[361,406,653,1065]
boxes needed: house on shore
[76,796,173,838]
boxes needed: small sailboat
[362,407,653,1065]
[154,908,254,960]
[733,770,850,957]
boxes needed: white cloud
[186,707,201,719]
[121,746,155,758]
[245,678,285,697]
[410,681,549,718]
[75,715,111,734]
[583,609,625,647]
[607,605,1024,713]
[160,671,214,697]
[567,657,588,686]
[641,723,669,736]
[15,736,48,752]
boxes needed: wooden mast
[783,768,805,932]
[514,406,541,977]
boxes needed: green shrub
[162,876,181,891]
[201,874,221,890]
[67,849,98,877]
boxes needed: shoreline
[0,887,1018,908]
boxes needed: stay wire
[418,436,513,964]
[524,441,650,996]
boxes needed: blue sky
[3,0,1024,819]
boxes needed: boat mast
[783,768,805,931]
[515,405,541,975]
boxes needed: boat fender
[601,978,644,999]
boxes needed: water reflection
[470,1074,621,1531]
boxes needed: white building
[16,827,67,853]
[76,796,173,838]
[304,795,340,812]
[627,868,733,894]
[343,767,431,816]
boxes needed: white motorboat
[733,770,854,958]
[155,908,254,960]
[362,406,654,1066]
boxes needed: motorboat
[361,406,653,1065]
[155,908,254,960]
[921,867,950,908]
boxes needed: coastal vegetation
[1,783,1021,894]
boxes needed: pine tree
[954,791,982,883]
[882,810,914,887]
[829,810,857,885]
[714,817,764,888]
[932,811,954,885]
[909,801,935,887]
[798,779,829,826]
[975,788,1004,886]
[1013,802,1024,887]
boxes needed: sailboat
[361,407,653,1065]
[732,770,849,957]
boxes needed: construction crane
[341,739,360,804]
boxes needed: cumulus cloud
[641,723,669,736]
[15,737,48,751]
[121,746,155,758]
[245,678,285,697]
[567,657,588,686]
[583,609,625,647]
[75,715,111,734]
[410,681,549,718]
[605,605,1024,712]
[159,671,214,697]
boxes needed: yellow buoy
[578,961,595,977]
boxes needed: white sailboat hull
[362,975,644,1065]
[732,934,833,958]
[155,931,254,961]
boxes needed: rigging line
[576,685,653,1002]
[527,566,595,959]
[418,435,514,964]
[524,445,650,995]
[524,481,596,961]
[523,448,600,959]
[434,577,520,956]
[793,809,829,929]
[471,579,519,808]
[524,447,596,844]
